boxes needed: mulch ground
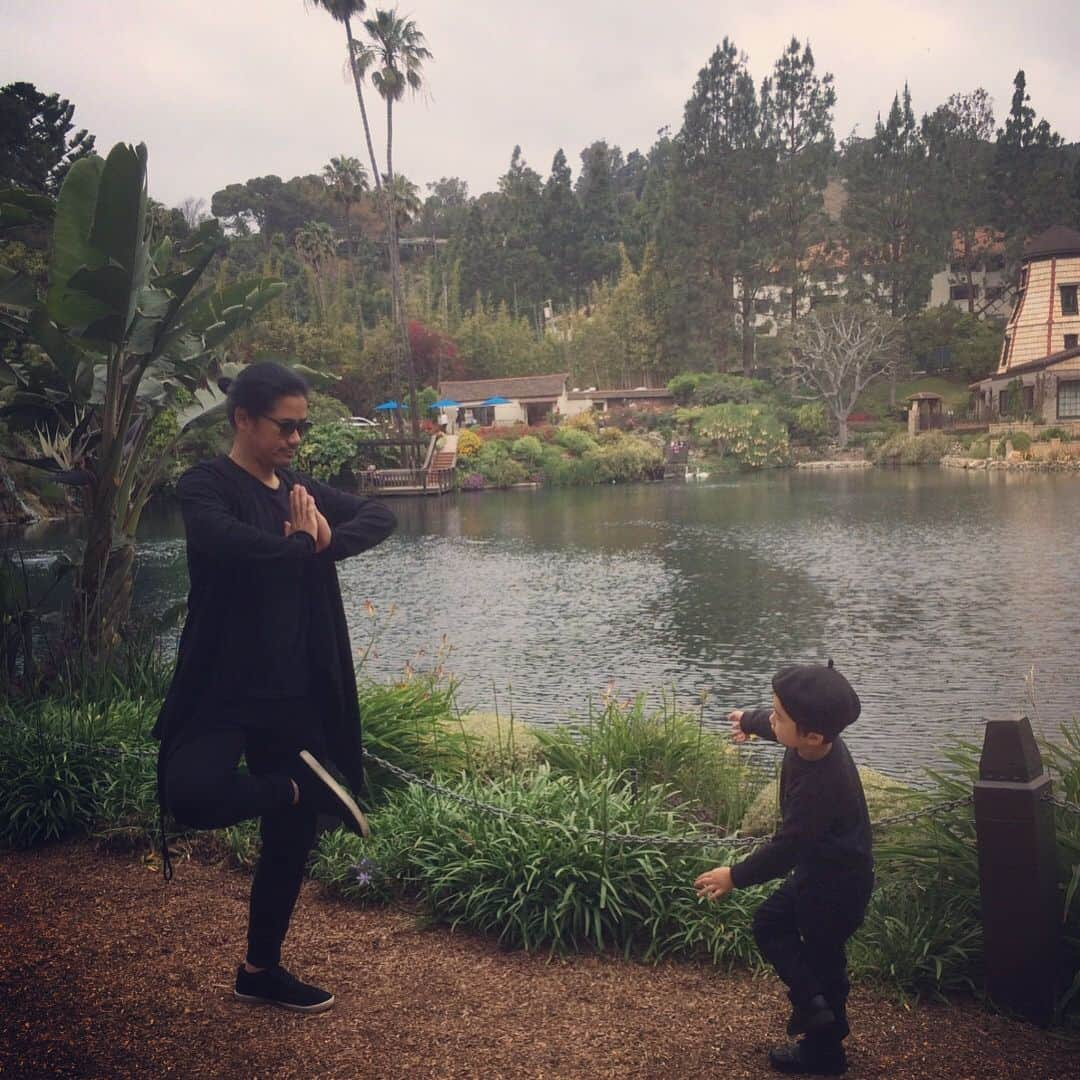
[1,843,1077,1079]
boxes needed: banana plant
[0,143,283,657]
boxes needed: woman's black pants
[164,705,324,969]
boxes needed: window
[754,297,771,315]
[1061,285,1079,316]
[950,284,979,301]
[1066,334,1079,350]
[1058,381,1080,419]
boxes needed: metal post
[973,716,1060,1025]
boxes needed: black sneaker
[295,749,370,838]
[786,994,836,1036]
[768,1041,847,1076]
[234,964,335,1014]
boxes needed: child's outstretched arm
[732,706,777,742]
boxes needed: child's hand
[695,865,734,901]
[729,710,748,743]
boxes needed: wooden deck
[357,434,459,497]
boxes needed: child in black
[695,661,873,1076]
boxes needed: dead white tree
[791,305,902,447]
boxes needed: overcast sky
[3,0,1077,209]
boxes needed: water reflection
[3,469,1077,781]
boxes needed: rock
[739,764,913,836]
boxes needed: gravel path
[1,843,1076,1078]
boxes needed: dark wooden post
[973,716,1059,1025]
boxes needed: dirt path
[1,843,1075,1079]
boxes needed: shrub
[1037,427,1070,442]
[460,472,486,491]
[536,695,762,832]
[310,767,769,961]
[1008,431,1032,453]
[691,404,789,469]
[511,435,544,466]
[872,431,951,465]
[295,422,362,484]
[597,426,624,444]
[792,403,829,441]
[456,428,483,457]
[554,426,599,456]
[566,410,598,434]
[590,437,665,484]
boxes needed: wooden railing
[357,465,455,494]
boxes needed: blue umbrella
[481,396,510,405]
[431,398,460,408]
[374,400,402,411]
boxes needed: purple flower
[352,856,378,888]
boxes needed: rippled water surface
[5,468,1078,780]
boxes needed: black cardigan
[153,456,397,798]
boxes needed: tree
[672,38,773,373]
[385,172,421,232]
[295,220,339,320]
[763,38,836,326]
[922,89,995,314]
[322,154,368,251]
[844,86,940,320]
[361,7,432,452]
[0,144,283,656]
[540,149,583,308]
[576,140,621,287]
[990,70,1073,239]
[0,82,95,195]
[791,305,901,447]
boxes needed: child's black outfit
[732,708,874,1073]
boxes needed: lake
[4,467,1078,782]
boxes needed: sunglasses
[262,415,313,437]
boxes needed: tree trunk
[384,98,421,463]
[345,20,382,200]
[741,290,755,376]
[837,413,849,448]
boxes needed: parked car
[342,416,379,428]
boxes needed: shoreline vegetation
[8,374,1080,528]
[2,670,1078,1027]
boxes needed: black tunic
[730,708,873,890]
[153,455,397,795]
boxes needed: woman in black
[154,362,396,1013]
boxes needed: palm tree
[295,220,339,320]
[385,172,421,232]
[322,154,368,254]
[305,3,382,199]
[363,7,432,448]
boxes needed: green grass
[856,376,972,421]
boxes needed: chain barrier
[1045,792,1080,817]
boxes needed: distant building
[972,225,1080,425]
[926,228,1012,322]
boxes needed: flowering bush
[460,472,486,490]
[692,404,789,469]
[456,428,482,457]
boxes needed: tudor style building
[973,225,1080,426]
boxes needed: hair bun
[217,377,234,394]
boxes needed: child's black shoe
[786,994,836,1036]
[768,1041,847,1076]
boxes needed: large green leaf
[28,308,97,401]
[0,187,54,230]
[88,143,149,340]
[0,266,37,311]
[46,155,106,328]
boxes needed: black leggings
[165,709,324,968]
